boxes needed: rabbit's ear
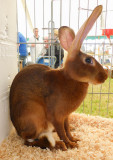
[70,5,102,56]
[58,26,75,51]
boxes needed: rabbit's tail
[20,122,56,149]
[24,136,54,149]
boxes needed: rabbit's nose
[105,71,108,80]
[101,71,108,80]
[96,71,108,83]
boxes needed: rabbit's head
[59,5,108,84]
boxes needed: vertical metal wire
[16,0,18,32]
[43,0,45,46]
[86,0,89,19]
[83,0,90,114]
[16,0,18,37]
[90,0,99,115]
[59,0,62,68]
[51,0,55,68]
[25,0,27,40]
[94,0,102,116]
[24,0,28,65]
[48,21,51,67]
[42,0,45,66]
[99,85,102,115]
[60,0,62,27]
[34,0,36,29]
[69,0,71,27]
[78,0,86,113]
[87,0,94,115]
[90,0,100,115]
[85,0,90,114]
[99,1,107,115]
[83,0,90,113]
[102,0,109,116]
[34,0,36,62]
[106,0,111,116]
[85,0,89,53]
[78,0,85,112]
[78,0,80,31]
[16,0,19,71]
[107,44,113,116]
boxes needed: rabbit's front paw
[69,136,80,143]
[66,141,78,149]
[55,141,67,151]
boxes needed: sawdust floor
[0,113,113,160]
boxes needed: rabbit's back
[10,64,50,102]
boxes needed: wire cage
[17,0,113,118]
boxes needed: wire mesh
[17,0,113,118]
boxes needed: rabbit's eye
[85,57,93,64]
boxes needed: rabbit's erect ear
[58,26,75,51]
[70,5,102,56]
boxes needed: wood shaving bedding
[0,113,113,160]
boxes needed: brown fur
[10,5,108,151]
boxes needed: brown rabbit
[10,5,108,151]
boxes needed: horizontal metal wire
[18,42,113,45]
[17,42,60,44]
[79,7,113,12]
[88,92,113,94]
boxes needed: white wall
[0,0,18,143]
